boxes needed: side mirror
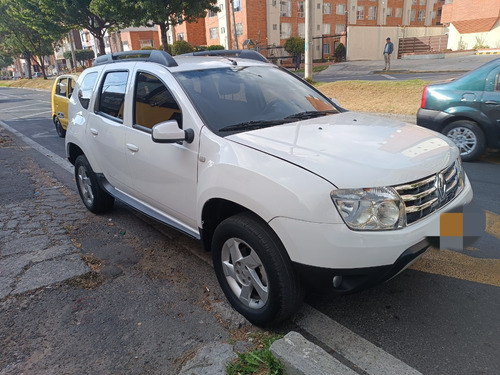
[152,120,194,144]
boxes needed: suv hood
[227,112,458,188]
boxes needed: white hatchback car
[66,50,473,326]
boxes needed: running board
[97,175,200,240]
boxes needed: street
[1,85,499,374]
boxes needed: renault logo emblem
[435,172,446,201]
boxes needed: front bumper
[293,239,430,293]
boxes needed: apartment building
[184,0,443,59]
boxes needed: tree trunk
[96,35,106,56]
[159,21,170,53]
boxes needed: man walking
[383,37,394,71]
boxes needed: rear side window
[78,72,98,109]
[56,78,68,97]
[134,72,181,130]
[97,71,129,121]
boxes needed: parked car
[417,58,500,161]
[65,50,472,326]
[51,74,78,137]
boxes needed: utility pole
[304,0,313,80]
[230,0,239,49]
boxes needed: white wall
[447,21,500,51]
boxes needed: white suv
[66,50,473,326]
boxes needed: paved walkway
[0,128,90,299]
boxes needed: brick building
[440,0,500,51]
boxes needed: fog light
[333,275,343,288]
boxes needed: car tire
[442,120,486,162]
[74,155,114,213]
[212,212,303,326]
[54,117,66,138]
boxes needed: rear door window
[97,71,129,121]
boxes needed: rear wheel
[212,212,303,326]
[442,120,485,162]
[54,117,66,138]
[74,155,114,213]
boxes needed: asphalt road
[1,85,499,374]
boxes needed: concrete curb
[270,331,358,375]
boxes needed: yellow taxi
[51,74,78,137]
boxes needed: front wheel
[212,212,303,326]
[442,120,485,162]
[74,155,114,213]
[54,117,66,138]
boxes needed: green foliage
[334,43,346,62]
[227,333,284,375]
[284,36,305,56]
[141,46,156,50]
[473,36,489,50]
[207,45,225,51]
[0,53,13,69]
[134,0,219,52]
[64,49,95,67]
[171,40,194,55]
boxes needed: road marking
[295,304,422,375]
[486,210,500,240]
[382,74,397,80]
[0,120,74,174]
[410,248,500,287]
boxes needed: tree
[284,37,305,70]
[134,0,219,52]
[171,40,194,55]
[39,0,136,55]
[64,49,95,68]
[0,0,68,79]
[334,43,346,62]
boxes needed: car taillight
[420,86,428,108]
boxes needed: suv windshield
[174,66,338,134]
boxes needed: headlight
[331,187,406,230]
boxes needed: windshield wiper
[219,119,287,132]
[284,110,338,120]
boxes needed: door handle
[90,128,98,135]
[126,143,139,153]
[485,100,499,105]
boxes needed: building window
[236,23,243,36]
[336,4,345,15]
[298,23,305,38]
[412,0,417,5]
[323,44,331,54]
[432,11,436,19]
[420,0,426,5]
[418,10,424,21]
[280,1,291,17]
[323,23,331,35]
[208,9,217,17]
[335,24,345,34]
[357,6,365,20]
[280,23,292,39]
[411,9,416,21]
[298,1,304,17]
[368,6,376,20]
[323,3,331,15]
[139,39,154,48]
[209,27,218,39]
[387,7,392,17]
[177,33,184,40]
[233,0,241,12]
[273,24,277,30]
[317,24,320,31]
[395,8,402,17]
[221,27,225,34]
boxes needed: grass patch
[293,65,330,74]
[317,79,429,115]
[0,77,56,91]
[227,332,284,375]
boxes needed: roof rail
[180,49,269,63]
[93,50,178,67]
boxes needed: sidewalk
[317,52,499,77]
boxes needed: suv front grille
[393,160,464,225]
